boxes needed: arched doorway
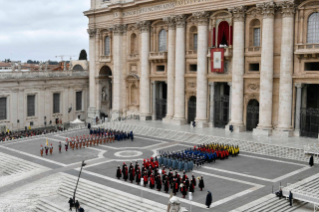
[99,66,112,119]
[246,99,259,131]
[188,96,196,124]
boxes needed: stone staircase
[100,123,310,163]
[230,194,307,212]
[0,152,45,175]
[34,199,65,212]
[58,175,170,212]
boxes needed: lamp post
[73,160,86,201]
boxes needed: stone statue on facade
[17,61,21,72]
[69,61,73,71]
[10,62,16,72]
[102,88,108,102]
[45,61,49,71]
[167,197,182,212]
[63,61,67,71]
[39,62,43,71]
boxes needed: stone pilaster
[228,82,232,123]
[111,24,127,120]
[228,6,246,132]
[137,21,152,121]
[209,82,215,127]
[163,16,176,123]
[152,82,156,120]
[276,2,296,137]
[254,2,275,136]
[294,83,303,136]
[172,15,187,125]
[194,11,210,128]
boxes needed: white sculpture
[17,61,21,72]
[10,62,16,72]
[102,88,108,102]
[167,197,182,212]
[45,61,49,71]
[69,61,73,70]
[39,62,43,71]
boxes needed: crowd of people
[158,143,240,172]
[116,159,205,198]
[39,128,134,156]
[1,127,64,142]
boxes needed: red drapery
[230,25,233,46]
[213,27,216,47]
[218,21,229,47]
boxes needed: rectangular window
[0,98,6,120]
[156,65,165,72]
[190,64,197,72]
[253,28,260,47]
[76,91,82,111]
[305,62,319,71]
[53,93,60,114]
[249,63,260,72]
[194,34,198,50]
[27,95,35,117]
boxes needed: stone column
[96,79,101,111]
[194,11,210,128]
[87,29,98,121]
[137,21,152,121]
[294,83,303,136]
[228,82,232,123]
[172,15,187,125]
[152,82,157,120]
[228,6,246,132]
[111,24,127,120]
[254,2,275,136]
[276,2,296,136]
[209,82,215,127]
[163,16,176,123]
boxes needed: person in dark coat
[289,191,293,206]
[199,176,205,191]
[74,200,80,212]
[129,167,135,183]
[205,191,212,208]
[156,175,162,191]
[309,155,314,167]
[164,176,170,193]
[181,181,187,198]
[124,166,128,181]
[276,188,283,199]
[136,168,141,185]
[78,206,84,212]
[68,198,74,211]
[116,166,122,179]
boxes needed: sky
[0,0,90,62]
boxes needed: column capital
[137,21,151,33]
[163,16,176,30]
[228,6,247,22]
[257,2,276,19]
[295,83,303,88]
[277,1,296,18]
[110,24,128,35]
[175,14,187,28]
[87,29,97,38]
[193,11,210,26]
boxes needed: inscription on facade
[121,0,212,17]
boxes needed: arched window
[105,36,110,55]
[158,29,167,52]
[308,13,319,44]
[189,26,198,51]
[250,19,261,47]
[131,33,137,54]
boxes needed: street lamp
[73,160,86,201]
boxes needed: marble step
[61,177,164,212]
[35,199,65,212]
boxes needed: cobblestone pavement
[0,125,317,212]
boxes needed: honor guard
[58,142,62,153]
[45,145,49,155]
[49,144,53,155]
[40,145,44,157]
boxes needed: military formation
[39,128,134,156]
[158,143,240,172]
[116,158,205,198]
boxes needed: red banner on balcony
[211,48,225,73]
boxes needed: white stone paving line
[240,154,306,166]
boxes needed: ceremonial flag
[46,138,48,146]
[211,48,225,73]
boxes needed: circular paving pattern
[114,150,143,158]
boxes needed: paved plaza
[0,122,318,211]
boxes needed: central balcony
[149,52,167,63]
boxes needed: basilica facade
[85,0,319,138]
